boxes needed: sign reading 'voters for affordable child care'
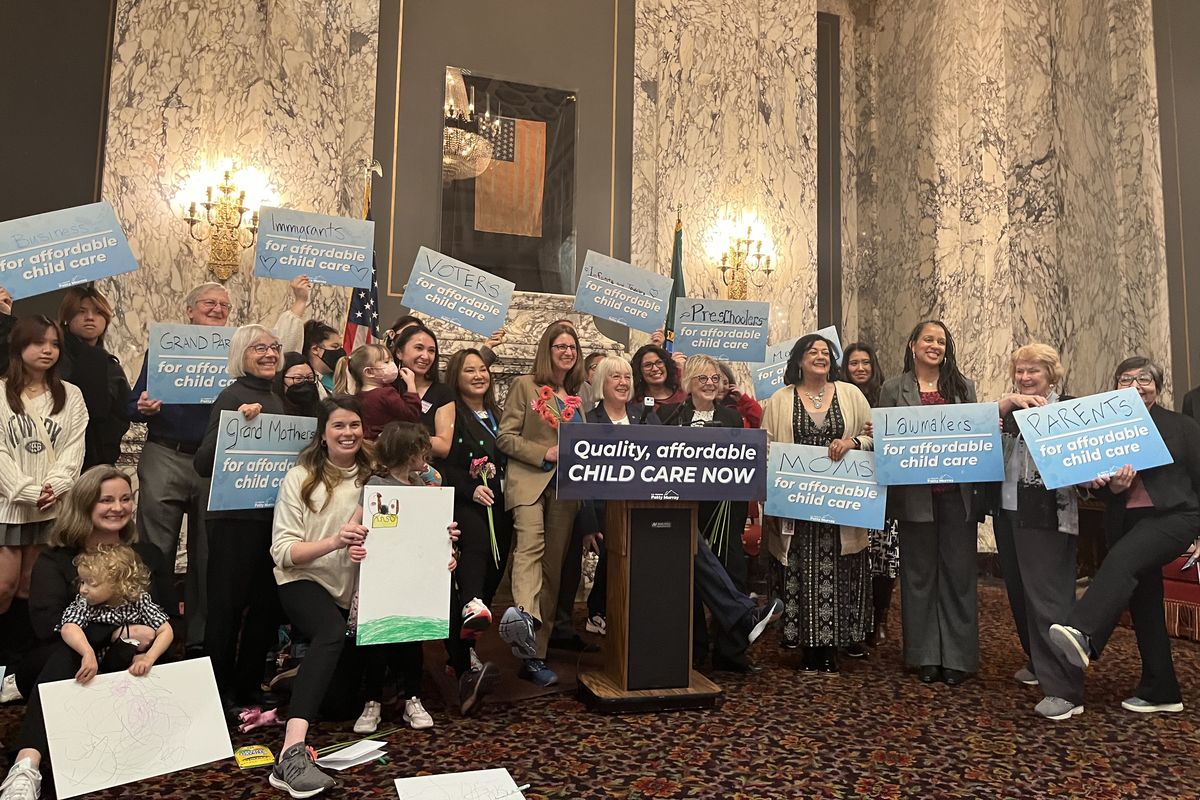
[672,298,770,362]
[573,250,672,333]
[0,201,139,299]
[751,326,843,401]
[1013,388,1173,489]
[401,247,515,337]
[254,206,375,288]
[872,402,1004,485]
[765,442,886,529]
[207,411,317,511]
[146,323,233,404]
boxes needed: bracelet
[851,437,861,449]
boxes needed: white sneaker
[403,696,434,730]
[353,700,381,734]
[469,648,484,673]
[0,674,22,704]
[585,614,607,636]
[0,757,42,800]
[1121,697,1184,714]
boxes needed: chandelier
[442,68,501,185]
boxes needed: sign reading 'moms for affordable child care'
[765,443,886,530]
[254,206,374,288]
[207,412,317,511]
[673,298,770,362]
[1013,388,1172,489]
[573,250,672,333]
[402,247,515,337]
[0,202,139,299]
[146,323,233,404]
[872,402,1004,485]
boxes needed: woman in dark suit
[877,320,982,686]
[1050,356,1200,714]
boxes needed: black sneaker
[459,661,500,716]
[269,742,335,798]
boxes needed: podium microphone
[638,397,655,424]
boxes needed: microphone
[638,397,655,424]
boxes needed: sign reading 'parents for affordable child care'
[872,402,1004,485]
[751,326,843,401]
[146,323,233,404]
[0,201,139,300]
[673,298,770,362]
[1013,388,1173,489]
[573,250,672,333]
[207,411,317,511]
[254,206,375,288]
[765,442,886,530]
[402,247,515,337]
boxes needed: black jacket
[60,333,131,469]
[1182,385,1200,425]
[657,397,743,429]
[1102,403,1200,538]
[586,401,663,426]
[435,400,507,509]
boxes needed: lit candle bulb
[206,186,212,201]
[251,211,259,227]
[188,201,197,218]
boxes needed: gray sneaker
[498,607,537,659]
[269,743,335,798]
[1121,697,1184,714]
[1048,624,1090,668]
[1035,696,1083,720]
[1014,665,1039,686]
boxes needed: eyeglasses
[642,359,666,370]
[697,375,722,385]
[551,344,577,353]
[197,299,233,311]
[249,343,283,355]
[1117,374,1155,388]
[284,373,316,384]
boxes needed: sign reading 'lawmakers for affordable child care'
[0,201,139,299]
[254,206,375,288]
[207,411,317,511]
[673,298,770,362]
[146,323,233,404]
[751,326,843,401]
[556,423,768,502]
[765,442,887,530]
[1013,387,1173,489]
[872,402,1005,485]
[401,247,515,337]
[573,250,673,333]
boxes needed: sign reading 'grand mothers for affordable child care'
[751,326,843,401]
[146,323,233,404]
[872,402,1004,485]
[673,298,770,362]
[254,206,375,288]
[573,250,672,333]
[402,247,515,337]
[765,442,886,529]
[0,201,139,299]
[207,411,317,511]
[1013,388,1173,489]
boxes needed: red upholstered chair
[1162,555,1200,642]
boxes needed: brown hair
[297,396,375,513]
[5,316,67,415]
[73,544,150,605]
[374,421,431,473]
[51,466,138,548]
[58,285,115,348]
[532,322,583,394]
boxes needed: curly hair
[74,544,150,605]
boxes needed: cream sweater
[271,463,362,608]
[0,380,88,525]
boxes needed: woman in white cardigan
[761,333,873,673]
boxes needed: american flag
[344,262,379,350]
[474,117,546,238]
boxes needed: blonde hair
[74,544,150,605]
[1010,343,1064,387]
[227,324,277,378]
[681,355,722,393]
[335,343,390,394]
[52,466,137,548]
[591,356,633,401]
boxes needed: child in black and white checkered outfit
[58,544,174,683]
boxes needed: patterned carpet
[2,581,1197,799]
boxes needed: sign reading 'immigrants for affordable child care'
[356,485,454,646]
[254,206,375,289]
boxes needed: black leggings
[277,580,348,722]
[361,643,423,701]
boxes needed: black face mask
[320,347,347,372]
[285,382,319,410]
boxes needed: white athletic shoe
[0,758,42,800]
[0,674,23,704]
[353,700,381,734]
[403,697,434,730]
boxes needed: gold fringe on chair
[1164,600,1200,641]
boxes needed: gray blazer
[877,372,983,524]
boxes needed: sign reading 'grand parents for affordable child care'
[573,250,672,333]
[0,202,139,299]
[764,442,886,529]
[1013,388,1173,489]
[254,206,375,288]
[672,298,770,362]
[872,402,1004,485]
[207,411,317,511]
[146,323,233,404]
[751,326,843,401]
[401,247,515,337]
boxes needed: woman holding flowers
[495,322,584,687]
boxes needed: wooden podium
[577,499,723,713]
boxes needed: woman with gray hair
[193,324,286,710]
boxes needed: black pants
[361,642,423,700]
[1069,508,1196,704]
[278,580,348,722]
[694,501,749,663]
[205,517,282,702]
[587,539,607,618]
[693,537,757,663]
[446,500,512,676]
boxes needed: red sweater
[357,386,422,440]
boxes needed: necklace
[804,384,827,409]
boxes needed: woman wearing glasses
[1050,357,1200,715]
[631,344,687,408]
[193,325,286,709]
[273,352,321,418]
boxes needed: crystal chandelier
[442,68,501,185]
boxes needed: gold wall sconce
[178,160,277,281]
[706,210,776,300]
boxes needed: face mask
[285,382,319,409]
[374,361,399,385]
[320,347,347,371]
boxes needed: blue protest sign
[872,402,1004,485]
[751,326,843,400]
[573,250,672,334]
[0,201,139,300]
[207,411,317,511]
[254,206,374,288]
[1012,388,1173,489]
[556,423,767,502]
[146,323,233,404]
[401,247,515,337]
[764,443,886,529]
[673,298,770,362]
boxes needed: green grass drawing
[356,615,448,645]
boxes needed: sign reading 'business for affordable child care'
[146,323,234,404]
[207,411,317,511]
[673,298,770,362]
[765,442,886,529]
[872,402,1004,485]
[751,326,843,401]
[401,247,515,337]
[573,250,672,333]
[0,201,139,299]
[254,206,375,288]
[1013,388,1173,489]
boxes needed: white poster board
[395,767,526,799]
[357,485,454,645]
[41,657,232,799]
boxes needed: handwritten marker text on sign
[573,250,672,333]
[254,206,375,289]
[402,247,515,337]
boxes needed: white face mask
[373,360,399,384]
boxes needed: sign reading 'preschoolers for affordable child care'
[672,298,770,362]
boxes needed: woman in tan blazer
[495,321,585,687]
[761,333,874,673]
